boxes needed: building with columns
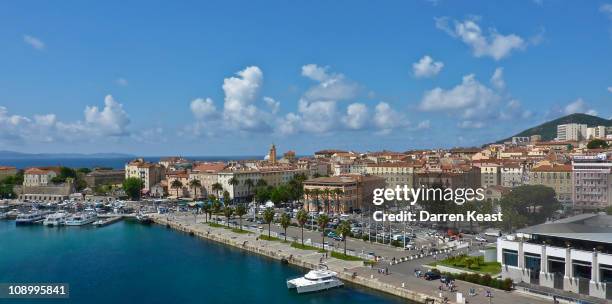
[498,214,612,301]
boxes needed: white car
[404,244,415,250]
[474,236,487,242]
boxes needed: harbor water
[0,220,404,304]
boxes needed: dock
[94,216,122,227]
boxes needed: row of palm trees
[171,176,269,202]
[303,188,351,214]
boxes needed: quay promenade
[153,214,554,304]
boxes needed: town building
[23,167,58,187]
[498,214,612,301]
[302,174,385,213]
[586,126,607,140]
[365,162,416,189]
[528,163,573,208]
[125,158,165,192]
[474,162,501,188]
[500,162,524,187]
[17,167,73,202]
[0,166,17,180]
[557,123,587,142]
[83,169,125,188]
[572,154,612,211]
[189,162,226,198]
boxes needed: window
[502,249,518,267]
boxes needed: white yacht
[43,212,69,226]
[65,212,97,226]
[15,211,44,225]
[287,266,343,293]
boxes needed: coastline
[153,215,446,304]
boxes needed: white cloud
[607,86,612,93]
[190,97,217,120]
[301,64,359,101]
[374,102,408,134]
[83,95,130,136]
[564,98,598,116]
[297,99,338,133]
[417,120,431,129]
[0,95,130,143]
[435,17,526,60]
[222,66,271,132]
[601,4,612,19]
[342,103,369,130]
[412,55,444,78]
[115,78,129,86]
[458,120,485,129]
[490,67,505,90]
[264,97,280,114]
[23,35,45,50]
[419,74,501,117]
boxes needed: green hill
[498,113,612,143]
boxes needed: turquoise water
[0,220,404,304]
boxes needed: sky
[0,0,611,156]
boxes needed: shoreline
[153,215,447,304]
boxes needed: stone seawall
[154,216,448,304]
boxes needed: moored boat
[65,212,97,226]
[16,211,44,225]
[43,212,68,226]
[287,265,343,293]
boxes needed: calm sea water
[0,156,262,169]
[0,220,404,304]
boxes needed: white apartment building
[586,126,607,140]
[557,123,587,142]
[365,162,415,188]
[23,168,58,187]
[125,158,165,191]
[572,154,612,211]
[500,163,524,187]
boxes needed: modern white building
[586,126,607,140]
[557,123,587,142]
[498,214,612,301]
[572,154,612,211]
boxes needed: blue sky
[0,0,611,156]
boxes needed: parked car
[424,272,441,281]
[440,275,453,284]
[475,235,487,242]
[404,244,415,250]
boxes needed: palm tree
[223,206,234,228]
[222,190,231,206]
[336,220,351,255]
[280,213,291,242]
[263,207,275,238]
[303,188,311,213]
[311,189,320,212]
[189,179,201,199]
[333,188,344,214]
[171,180,183,198]
[296,209,308,246]
[212,199,221,222]
[317,213,330,251]
[211,182,223,198]
[202,203,211,222]
[235,204,247,231]
[228,177,239,203]
[244,178,254,200]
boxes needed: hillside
[497,113,612,143]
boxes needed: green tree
[211,182,223,197]
[235,204,247,230]
[122,177,143,200]
[605,206,612,216]
[202,203,211,222]
[333,188,343,214]
[212,200,222,222]
[222,190,231,206]
[189,179,202,199]
[280,213,291,241]
[296,209,308,246]
[223,206,234,228]
[587,139,609,149]
[171,180,183,198]
[256,179,267,188]
[263,207,275,238]
[244,178,254,200]
[317,213,330,251]
[336,220,351,255]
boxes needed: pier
[94,216,122,227]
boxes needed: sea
[0,156,261,170]
[0,220,405,304]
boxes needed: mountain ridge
[0,151,135,159]
[497,113,612,143]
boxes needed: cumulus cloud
[342,103,369,130]
[601,4,612,19]
[190,97,217,120]
[435,17,526,60]
[490,67,505,90]
[607,86,612,93]
[419,74,501,117]
[0,95,130,143]
[417,120,431,129]
[301,64,359,101]
[563,98,598,116]
[374,102,408,134]
[23,35,45,50]
[264,97,280,114]
[222,66,271,131]
[413,55,444,78]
